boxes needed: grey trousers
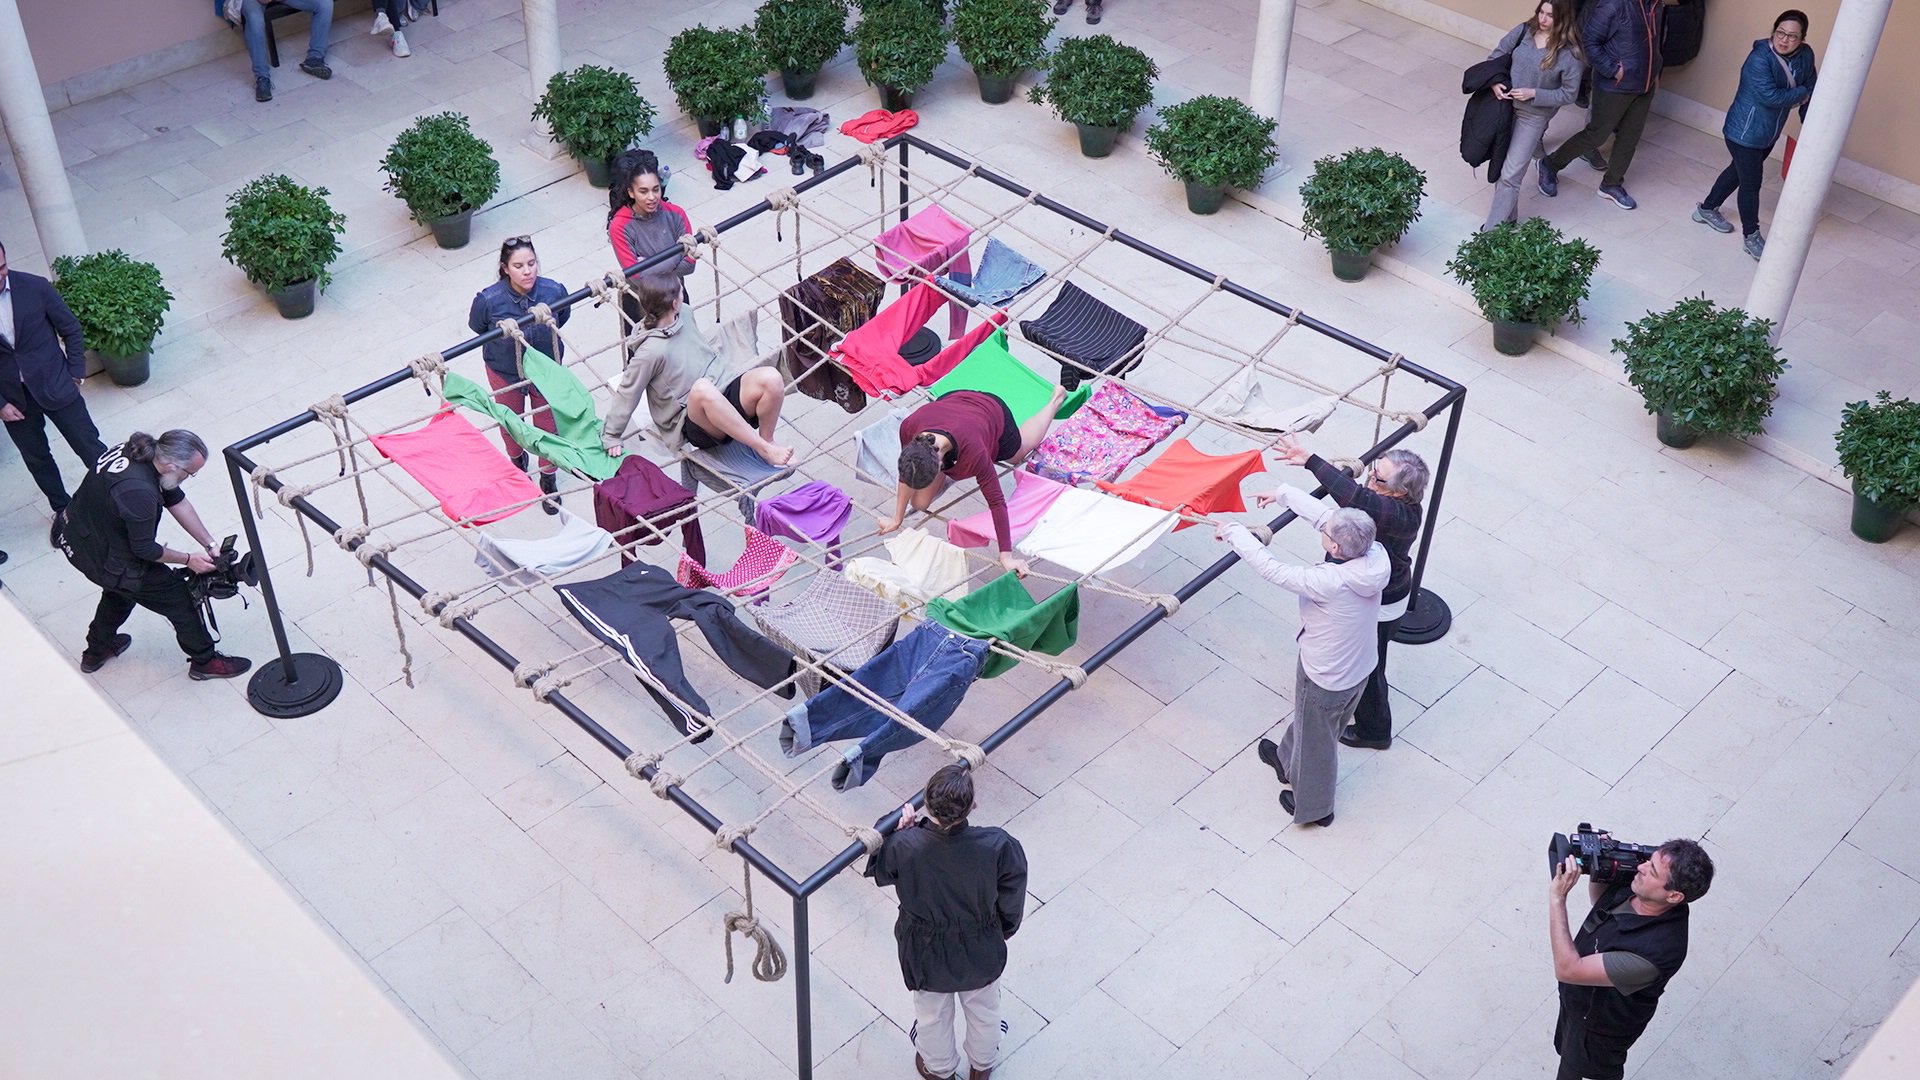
[1483,105,1556,230]
[1277,659,1365,823]
[913,980,1004,1075]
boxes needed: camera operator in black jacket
[58,430,252,679]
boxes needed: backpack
[1662,0,1708,67]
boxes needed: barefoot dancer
[877,386,1068,578]
[601,281,794,467]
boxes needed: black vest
[1561,884,1691,1039]
[63,446,169,588]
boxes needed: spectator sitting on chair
[370,1,412,59]
[217,0,334,103]
[0,239,108,549]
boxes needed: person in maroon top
[878,387,1067,578]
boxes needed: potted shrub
[953,0,1054,104]
[1834,391,1920,542]
[379,111,501,250]
[754,0,850,100]
[1447,217,1599,355]
[854,0,949,111]
[664,24,770,137]
[1144,94,1278,215]
[1298,147,1428,283]
[1027,34,1157,158]
[219,173,346,320]
[532,64,656,187]
[1613,296,1786,449]
[51,250,173,387]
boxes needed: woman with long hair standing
[1482,0,1586,231]
[467,236,571,513]
[1692,10,1817,259]
[607,150,696,353]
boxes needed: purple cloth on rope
[756,481,853,547]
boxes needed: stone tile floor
[4,1,1920,1078]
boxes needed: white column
[1743,0,1892,342]
[0,0,87,262]
[521,0,565,157]
[1249,0,1299,127]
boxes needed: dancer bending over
[878,386,1067,578]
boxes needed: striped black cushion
[1018,281,1147,390]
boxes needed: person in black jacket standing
[867,764,1028,1080]
[1538,0,1669,209]
[0,241,108,547]
[1549,839,1713,1079]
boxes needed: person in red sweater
[607,150,696,356]
[877,387,1067,578]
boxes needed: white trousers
[911,980,1004,1076]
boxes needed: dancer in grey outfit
[1484,0,1587,230]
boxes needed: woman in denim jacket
[467,236,571,512]
[1692,10,1817,259]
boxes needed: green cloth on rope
[443,346,621,480]
[930,329,1089,422]
[927,572,1079,679]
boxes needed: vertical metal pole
[223,450,345,716]
[793,893,814,1080]
[226,451,300,679]
[1393,390,1464,644]
[896,139,913,298]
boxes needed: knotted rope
[721,861,787,984]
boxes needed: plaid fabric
[780,257,885,414]
[676,525,799,599]
[748,571,902,697]
[1026,381,1186,485]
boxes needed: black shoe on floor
[539,471,560,515]
[1339,725,1391,750]
[80,633,133,673]
[50,508,66,548]
[1280,789,1334,827]
[299,58,332,80]
[255,76,273,102]
[1052,0,1071,12]
[189,653,254,680]
[1086,0,1103,22]
[1256,737,1290,786]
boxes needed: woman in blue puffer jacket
[1692,10,1817,259]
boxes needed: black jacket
[1561,883,1691,1041]
[1461,54,1516,183]
[866,818,1028,993]
[1307,454,1424,605]
[0,270,87,412]
[62,442,186,590]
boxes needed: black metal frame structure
[223,133,1465,1077]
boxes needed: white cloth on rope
[1207,370,1340,434]
[844,528,972,608]
[473,508,616,587]
[1016,487,1179,575]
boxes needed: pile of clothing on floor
[698,106,831,190]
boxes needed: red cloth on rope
[830,281,1008,398]
[1094,438,1267,531]
[369,410,542,526]
[676,525,800,601]
[839,109,920,143]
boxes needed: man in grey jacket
[1220,506,1388,827]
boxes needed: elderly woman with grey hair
[1218,504,1389,827]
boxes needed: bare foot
[757,442,796,467]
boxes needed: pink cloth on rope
[676,525,800,600]
[874,205,973,338]
[1026,381,1186,486]
[830,281,1008,399]
[947,469,1070,549]
[369,410,542,526]
[1095,438,1267,531]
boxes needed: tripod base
[1392,588,1453,645]
[246,653,345,718]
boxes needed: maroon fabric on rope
[593,454,706,566]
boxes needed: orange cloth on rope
[1095,439,1266,530]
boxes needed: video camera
[1548,823,1658,885]
[186,534,259,603]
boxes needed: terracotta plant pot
[1075,123,1119,158]
[1492,318,1537,356]
[1329,248,1372,283]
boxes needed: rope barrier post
[1393,387,1465,645]
[792,891,814,1079]
[895,137,912,298]
[223,446,345,717]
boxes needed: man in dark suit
[0,240,109,546]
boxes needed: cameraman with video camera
[1548,827,1714,1079]
[58,430,251,679]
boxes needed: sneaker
[1582,148,1609,172]
[372,10,393,34]
[1597,184,1638,210]
[299,57,332,80]
[391,30,411,57]
[1052,0,1072,11]
[1693,204,1734,233]
[1537,160,1558,197]
[255,76,273,102]
[1086,0,1103,22]
[189,653,254,681]
[80,633,133,674]
[1744,232,1766,259]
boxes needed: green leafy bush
[1144,95,1278,190]
[1027,34,1157,129]
[1836,391,1920,508]
[1613,296,1786,437]
[220,174,347,291]
[1446,217,1599,328]
[754,0,851,73]
[379,112,501,224]
[953,0,1053,77]
[532,65,656,163]
[663,25,770,122]
[1298,147,1428,255]
[51,250,173,358]
[854,0,950,91]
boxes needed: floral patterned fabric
[1024,381,1186,486]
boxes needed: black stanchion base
[246,653,345,718]
[1393,588,1453,645]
